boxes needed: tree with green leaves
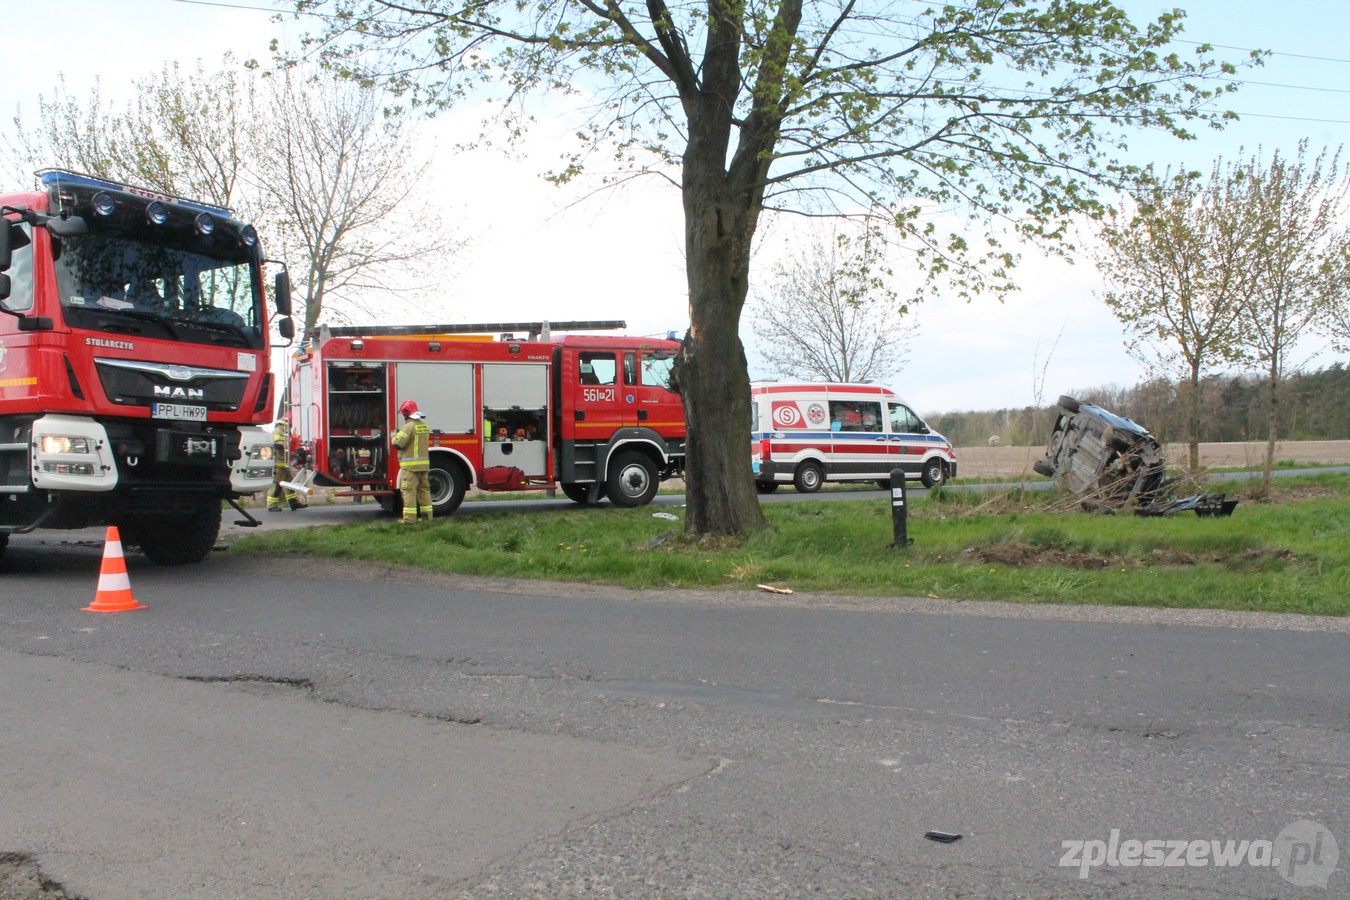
[291,0,1251,535]
[749,227,915,384]
[1095,163,1253,470]
[1232,142,1350,492]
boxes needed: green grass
[230,474,1350,616]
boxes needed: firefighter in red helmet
[392,399,432,523]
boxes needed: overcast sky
[3,0,1348,414]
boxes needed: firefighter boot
[289,497,305,511]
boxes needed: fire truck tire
[606,452,659,508]
[0,533,7,563]
[428,461,467,516]
[920,458,947,489]
[793,461,823,493]
[561,482,600,505]
[756,481,780,494]
[132,501,222,566]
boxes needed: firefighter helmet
[399,400,419,419]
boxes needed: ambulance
[750,381,957,493]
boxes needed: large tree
[749,227,914,383]
[1095,163,1252,470]
[292,0,1250,535]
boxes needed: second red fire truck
[283,322,686,515]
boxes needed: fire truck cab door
[634,348,681,427]
[573,350,633,432]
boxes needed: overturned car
[1034,396,1165,507]
[1034,395,1236,516]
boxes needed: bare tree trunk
[1262,360,1279,495]
[1185,364,1201,471]
[675,110,768,538]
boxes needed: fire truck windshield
[52,232,263,349]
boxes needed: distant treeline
[927,364,1350,448]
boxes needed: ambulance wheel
[561,482,599,505]
[756,481,780,494]
[133,500,221,566]
[920,458,947,488]
[606,452,658,507]
[429,462,467,516]
[793,461,823,493]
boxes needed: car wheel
[606,451,659,507]
[1032,459,1055,478]
[428,461,467,516]
[793,461,823,493]
[1057,395,1081,414]
[920,458,947,488]
[756,481,780,494]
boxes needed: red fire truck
[0,170,294,565]
[283,322,686,515]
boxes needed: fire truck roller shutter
[393,362,476,433]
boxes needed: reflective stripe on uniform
[395,421,431,469]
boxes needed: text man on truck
[0,170,295,565]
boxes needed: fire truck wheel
[561,482,600,505]
[756,481,780,494]
[131,501,222,566]
[428,461,467,516]
[792,461,823,493]
[921,458,947,488]
[0,533,7,562]
[606,452,659,508]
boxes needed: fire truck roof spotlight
[146,200,169,225]
[195,212,216,235]
[241,225,258,246]
[350,339,364,352]
[92,192,115,217]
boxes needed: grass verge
[231,473,1350,616]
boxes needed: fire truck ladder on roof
[313,320,627,342]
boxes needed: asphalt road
[0,516,1346,898]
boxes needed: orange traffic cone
[84,526,146,613]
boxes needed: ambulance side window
[830,400,882,432]
[889,403,927,434]
[578,352,616,386]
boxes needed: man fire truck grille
[94,359,250,412]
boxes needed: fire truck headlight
[251,445,274,463]
[146,200,169,225]
[40,435,96,455]
[92,191,116,216]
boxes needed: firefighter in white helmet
[267,417,305,512]
[392,399,432,523]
